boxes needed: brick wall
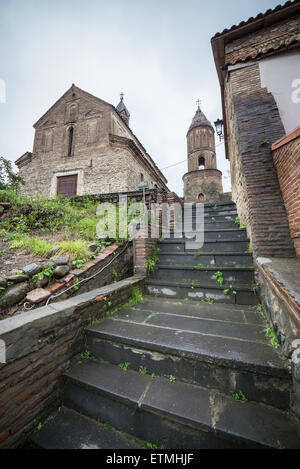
[0,276,145,448]
[225,63,295,257]
[133,192,183,275]
[272,126,300,256]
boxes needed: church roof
[187,107,213,135]
[116,94,130,117]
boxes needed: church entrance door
[57,175,78,198]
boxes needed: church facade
[15,84,168,198]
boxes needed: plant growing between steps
[119,362,131,372]
[139,366,147,375]
[264,326,279,349]
[215,271,224,286]
[200,296,214,304]
[235,217,246,229]
[79,350,96,361]
[231,390,248,402]
[90,287,144,325]
[146,247,160,274]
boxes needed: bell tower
[183,101,223,203]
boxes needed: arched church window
[199,156,205,170]
[68,126,74,157]
[140,173,144,182]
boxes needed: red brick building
[211,0,300,258]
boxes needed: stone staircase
[147,201,256,305]
[31,202,300,449]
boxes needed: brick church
[16,84,169,198]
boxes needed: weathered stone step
[170,221,238,232]
[152,265,254,284]
[183,212,237,219]
[158,252,253,267]
[158,240,250,254]
[86,299,290,410]
[31,407,141,449]
[146,279,257,305]
[163,229,247,242]
[204,209,238,217]
[62,361,300,449]
[204,202,236,211]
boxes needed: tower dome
[116,93,130,125]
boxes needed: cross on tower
[120,92,124,101]
[196,98,202,109]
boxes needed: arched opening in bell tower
[198,156,205,170]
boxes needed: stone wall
[0,276,145,448]
[0,242,133,318]
[256,257,300,418]
[272,126,300,256]
[183,169,223,203]
[224,62,295,257]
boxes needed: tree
[0,157,24,191]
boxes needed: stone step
[204,202,236,211]
[164,229,247,242]
[86,297,291,410]
[146,279,257,305]
[170,220,238,230]
[146,280,256,305]
[62,361,300,449]
[158,240,250,254]
[204,210,238,217]
[157,252,253,267]
[205,201,237,207]
[152,265,255,284]
[182,214,238,223]
[31,407,141,449]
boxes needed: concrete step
[86,296,291,410]
[152,265,255,284]
[158,252,253,267]
[31,407,141,449]
[62,361,300,449]
[158,240,250,254]
[146,279,257,305]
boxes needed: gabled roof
[31,84,168,185]
[33,84,112,128]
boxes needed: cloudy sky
[0,0,282,196]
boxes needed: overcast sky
[0,0,282,196]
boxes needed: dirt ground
[0,239,45,277]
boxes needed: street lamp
[214,118,224,142]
